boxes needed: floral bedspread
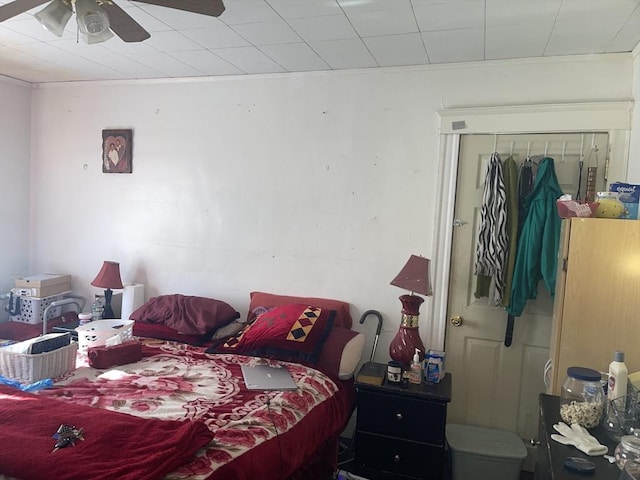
[37,340,353,480]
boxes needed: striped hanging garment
[474,152,508,307]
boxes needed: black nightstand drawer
[354,432,444,480]
[357,390,446,445]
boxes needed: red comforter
[0,384,214,480]
[0,340,355,480]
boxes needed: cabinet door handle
[393,454,401,463]
[395,412,403,421]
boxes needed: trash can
[446,424,527,480]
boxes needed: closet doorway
[444,132,609,451]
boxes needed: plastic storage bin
[446,424,527,480]
[7,289,68,325]
[76,319,134,352]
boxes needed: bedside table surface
[355,364,452,402]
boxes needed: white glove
[551,422,608,456]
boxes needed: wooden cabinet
[549,218,640,394]
[352,370,452,479]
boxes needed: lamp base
[389,294,426,367]
[389,325,425,368]
[103,288,115,319]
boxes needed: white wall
[27,53,635,362]
[0,76,31,319]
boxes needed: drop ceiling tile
[260,42,330,71]
[606,5,640,53]
[136,4,221,30]
[212,45,286,73]
[181,24,251,49]
[422,27,485,64]
[287,14,358,42]
[485,0,561,26]
[219,0,281,25]
[309,38,377,69]
[363,33,429,66]
[546,0,639,55]
[125,51,202,76]
[113,5,175,33]
[169,49,243,75]
[413,0,485,31]
[232,19,302,45]
[0,23,40,45]
[102,36,160,56]
[3,15,70,42]
[267,0,343,19]
[143,30,204,52]
[485,23,552,60]
[340,0,419,37]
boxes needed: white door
[444,133,609,439]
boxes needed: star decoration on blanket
[52,424,85,452]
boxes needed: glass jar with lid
[560,366,605,428]
[614,434,640,471]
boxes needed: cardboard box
[609,182,640,220]
[14,274,71,298]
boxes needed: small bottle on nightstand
[409,348,422,384]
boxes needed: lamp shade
[35,0,72,37]
[390,255,432,296]
[91,261,124,290]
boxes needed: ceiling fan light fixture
[34,0,72,37]
[82,27,113,44]
[75,0,112,42]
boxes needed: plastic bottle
[91,295,104,323]
[409,348,422,384]
[609,351,629,401]
[425,354,443,383]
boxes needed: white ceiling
[1,0,639,84]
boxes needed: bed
[0,291,365,480]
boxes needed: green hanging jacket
[506,157,563,317]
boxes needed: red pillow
[248,291,352,328]
[130,294,240,335]
[132,322,213,346]
[209,304,335,365]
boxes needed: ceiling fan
[0,0,225,44]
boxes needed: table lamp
[91,261,123,319]
[389,255,432,367]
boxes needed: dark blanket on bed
[0,384,214,480]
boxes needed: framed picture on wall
[102,129,132,173]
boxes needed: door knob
[450,315,463,327]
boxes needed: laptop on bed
[241,364,297,391]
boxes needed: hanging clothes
[474,152,508,307]
[501,155,519,308]
[504,155,531,346]
[506,157,563,318]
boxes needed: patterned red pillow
[208,304,335,365]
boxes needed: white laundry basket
[76,319,134,353]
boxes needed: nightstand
[352,366,452,480]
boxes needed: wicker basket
[0,340,77,384]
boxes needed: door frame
[427,101,633,351]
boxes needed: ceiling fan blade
[131,0,224,17]
[0,0,49,22]
[101,0,150,42]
